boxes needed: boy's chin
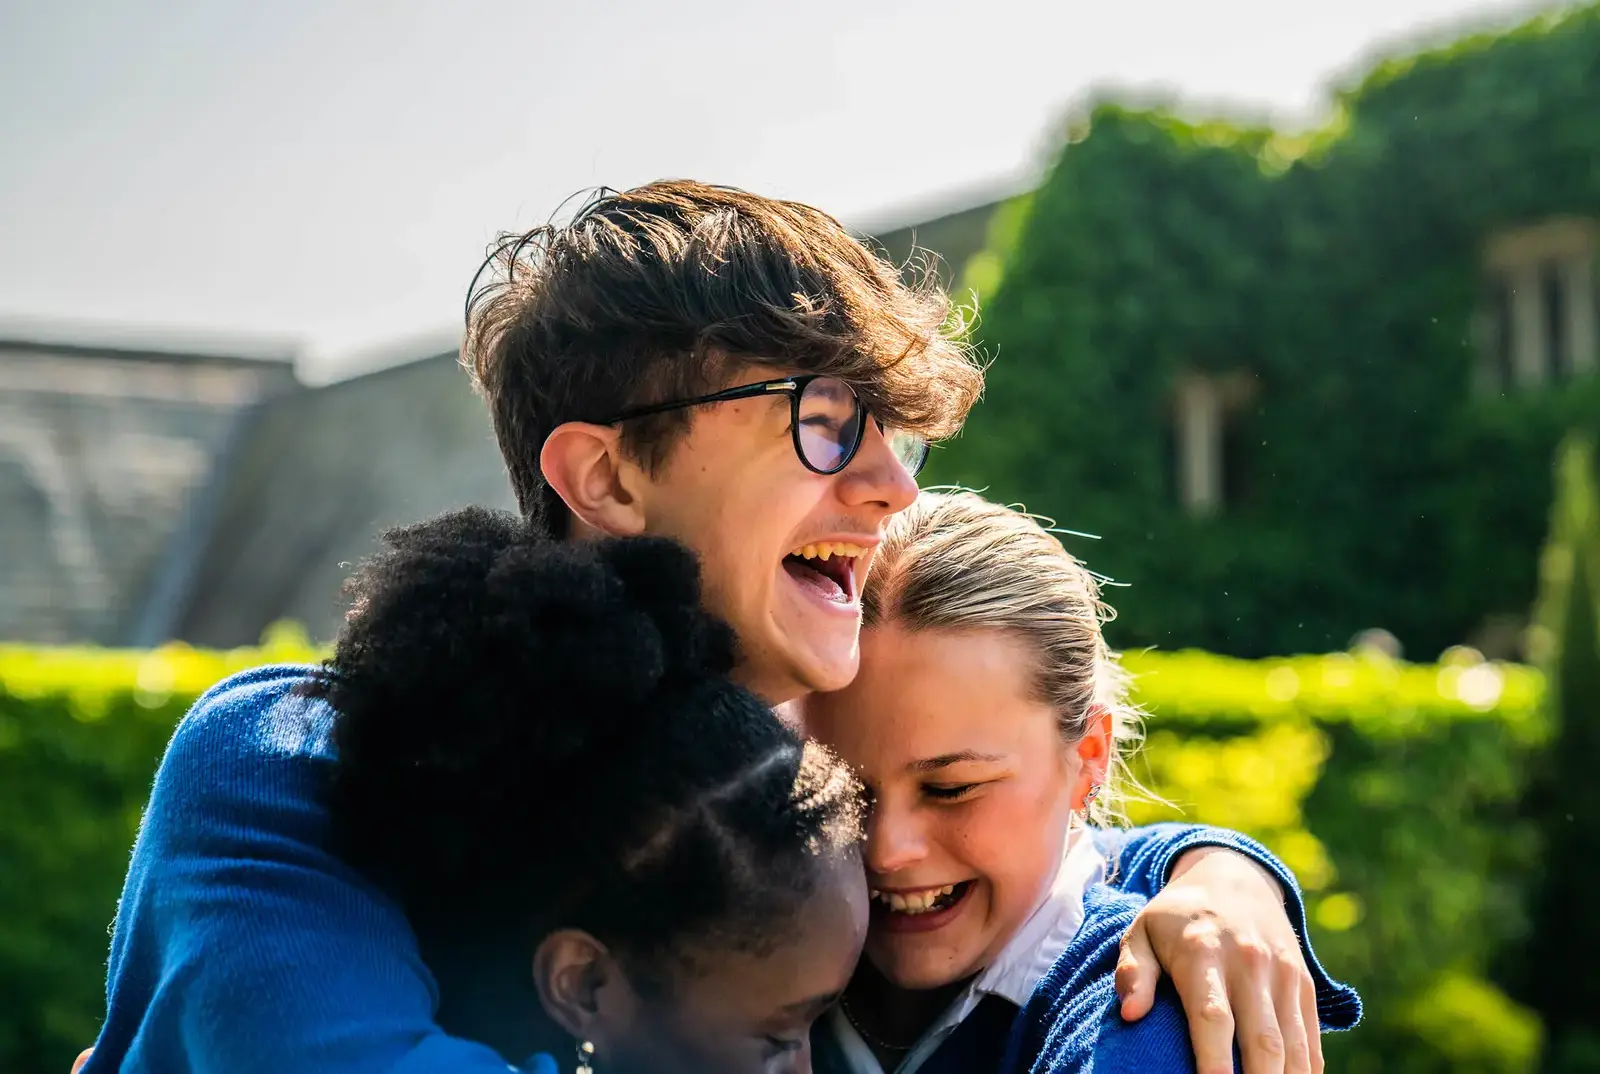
[745,621,860,701]
[791,645,861,697]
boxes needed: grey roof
[0,339,296,644]
[170,352,516,648]
[859,192,1008,288]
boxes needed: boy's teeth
[791,541,866,560]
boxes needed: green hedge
[1126,648,1547,1074]
[1503,438,1600,1071]
[930,2,1600,662]
[0,628,319,1074]
[0,635,1547,1074]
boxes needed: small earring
[1082,784,1100,806]
[575,1040,595,1074]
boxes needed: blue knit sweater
[815,829,1361,1074]
[85,666,1358,1074]
[993,877,1362,1074]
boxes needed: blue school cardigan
[927,881,1361,1074]
[84,666,1358,1074]
[818,827,1361,1074]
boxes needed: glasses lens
[796,377,864,473]
[888,430,930,477]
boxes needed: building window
[1482,275,1516,388]
[1480,218,1598,392]
[1542,261,1569,375]
[1173,371,1255,517]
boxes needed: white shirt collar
[823,827,1107,1074]
[971,825,1106,1005]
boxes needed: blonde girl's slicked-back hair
[862,490,1145,827]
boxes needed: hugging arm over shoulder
[78,664,518,1074]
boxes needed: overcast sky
[0,0,1561,379]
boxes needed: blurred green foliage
[1127,648,1548,1074]
[0,633,1547,1073]
[0,625,319,1074]
[1500,437,1600,1072]
[930,3,1600,662]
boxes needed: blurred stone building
[0,334,517,647]
[1,337,297,645]
[0,198,1004,647]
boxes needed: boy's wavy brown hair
[464,180,984,535]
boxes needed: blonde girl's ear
[1073,704,1114,813]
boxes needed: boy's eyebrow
[910,750,1007,773]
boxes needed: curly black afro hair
[303,507,863,1053]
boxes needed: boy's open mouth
[782,542,864,604]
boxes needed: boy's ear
[540,422,649,537]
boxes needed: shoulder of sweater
[1036,885,1149,1001]
[122,663,345,883]
[1088,985,1203,1074]
[191,661,323,708]
[1006,892,1203,1074]
[161,663,337,781]
[1006,886,1148,1056]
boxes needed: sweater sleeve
[83,666,519,1074]
[1088,983,1205,1074]
[1001,888,1209,1074]
[1095,823,1362,1032]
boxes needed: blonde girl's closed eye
[920,782,985,802]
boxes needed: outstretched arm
[81,667,521,1074]
[1097,824,1362,1074]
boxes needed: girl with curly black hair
[304,507,869,1074]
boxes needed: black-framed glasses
[604,374,929,477]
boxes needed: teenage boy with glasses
[77,181,1337,1074]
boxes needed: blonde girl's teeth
[873,887,963,913]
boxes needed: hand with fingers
[1115,846,1322,1074]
